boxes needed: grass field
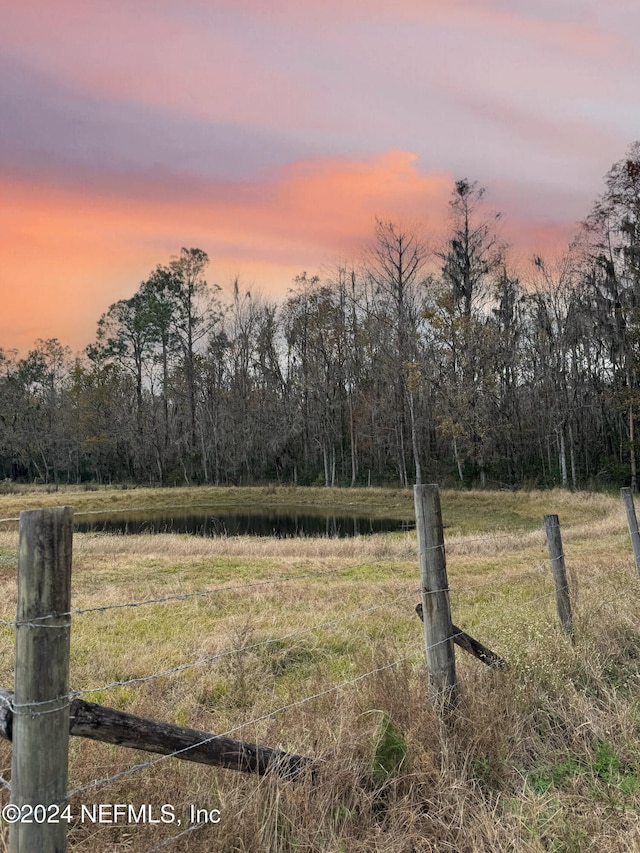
[1,486,640,852]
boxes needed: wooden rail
[414,603,505,669]
[0,687,310,780]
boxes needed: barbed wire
[0,614,71,629]
[0,565,358,627]
[11,699,72,718]
[421,526,546,563]
[14,619,72,630]
[0,588,422,713]
[0,567,555,711]
[0,541,553,632]
[402,565,550,601]
[66,650,417,799]
[138,583,560,853]
[0,686,72,719]
[67,585,560,799]
[0,774,10,793]
[1,566,553,711]
[144,820,209,852]
[71,589,422,700]
[449,564,549,594]
[66,557,549,617]
[73,564,357,617]
[0,559,403,628]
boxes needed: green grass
[371,713,408,788]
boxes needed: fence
[0,485,639,851]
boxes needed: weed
[371,713,407,788]
[527,757,584,794]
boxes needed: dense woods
[3,143,640,490]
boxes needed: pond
[74,506,414,538]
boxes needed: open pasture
[2,487,640,852]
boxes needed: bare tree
[367,219,428,486]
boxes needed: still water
[74,507,413,538]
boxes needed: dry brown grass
[1,488,640,851]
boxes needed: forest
[2,142,640,490]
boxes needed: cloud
[203,0,617,55]
[1,145,581,354]
[0,150,453,352]
[1,1,317,130]
[2,0,631,354]
[0,55,313,185]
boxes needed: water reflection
[74,509,413,538]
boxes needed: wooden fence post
[544,513,573,639]
[10,507,73,853]
[414,484,457,710]
[621,487,640,575]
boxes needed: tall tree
[166,249,220,467]
[438,180,503,320]
[431,181,504,485]
[580,143,640,489]
[149,248,223,481]
[140,266,180,481]
[283,274,350,485]
[367,219,428,486]
[88,293,156,475]
[16,340,71,484]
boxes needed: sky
[1,0,639,355]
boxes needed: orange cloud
[0,151,449,352]
[217,151,452,254]
[0,150,572,355]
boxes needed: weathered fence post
[544,513,573,639]
[414,484,457,710]
[621,487,640,575]
[10,507,73,853]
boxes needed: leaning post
[414,484,457,711]
[10,507,73,853]
[621,488,640,575]
[544,513,573,639]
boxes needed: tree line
[2,143,640,490]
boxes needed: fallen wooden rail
[415,603,505,669]
[0,687,310,780]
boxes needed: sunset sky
[2,0,639,355]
